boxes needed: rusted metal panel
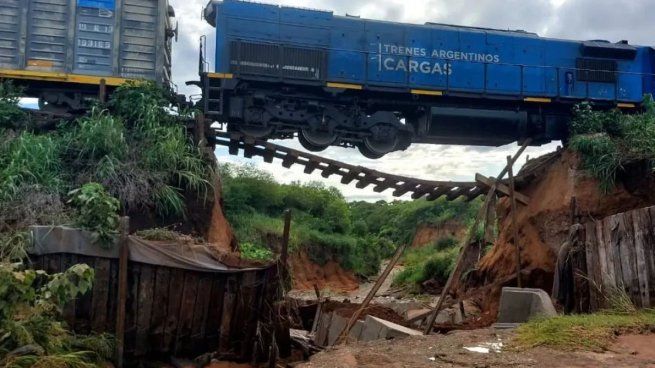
[0,0,23,68]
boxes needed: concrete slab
[364,315,422,340]
[359,315,384,342]
[313,312,332,347]
[496,287,557,325]
[349,320,365,341]
[326,313,349,346]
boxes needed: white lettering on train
[378,43,500,75]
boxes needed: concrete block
[349,320,365,341]
[359,317,384,341]
[363,315,421,341]
[326,313,349,346]
[496,287,557,325]
[313,312,332,346]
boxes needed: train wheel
[357,142,387,159]
[239,125,273,139]
[360,124,399,158]
[298,128,337,152]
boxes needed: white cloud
[168,0,641,201]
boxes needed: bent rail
[211,131,562,202]
[211,131,486,201]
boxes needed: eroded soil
[298,329,655,368]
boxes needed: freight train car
[0,0,177,111]
[200,0,655,158]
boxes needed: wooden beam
[423,139,531,335]
[475,173,530,205]
[114,217,130,368]
[507,156,523,288]
[334,243,408,345]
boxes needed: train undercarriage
[202,75,570,158]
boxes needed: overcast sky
[168,0,652,201]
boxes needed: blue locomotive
[201,0,655,158]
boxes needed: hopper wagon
[200,0,655,158]
[0,0,177,111]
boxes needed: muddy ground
[298,328,655,368]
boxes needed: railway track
[211,131,548,202]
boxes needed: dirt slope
[463,150,655,316]
[290,250,359,292]
[411,221,466,248]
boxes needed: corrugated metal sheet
[120,0,158,80]
[26,0,70,71]
[74,5,116,75]
[2,0,172,87]
[0,0,23,69]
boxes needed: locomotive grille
[576,58,617,83]
[229,41,325,81]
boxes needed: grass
[392,238,459,291]
[569,98,655,191]
[514,310,655,351]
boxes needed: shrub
[68,183,119,248]
[0,80,26,129]
[0,263,114,367]
[239,242,274,262]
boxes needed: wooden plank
[163,269,186,352]
[135,264,155,356]
[175,272,200,355]
[475,173,530,205]
[60,253,77,325]
[584,221,601,311]
[190,274,213,353]
[303,160,319,174]
[281,151,299,168]
[392,182,417,197]
[74,256,95,335]
[205,276,226,342]
[603,216,618,290]
[218,276,238,354]
[617,213,640,306]
[320,164,340,179]
[106,259,119,333]
[238,272,259,356]
[124,260,140,354]
[647,207,655,307]
[632,208,651,308]
[114,217,129,367]
[90,258,111,333]
[150,267,171,351]
[340,170,361,185]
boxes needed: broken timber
[212,132,552,202]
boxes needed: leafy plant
[0,263,112,367]
[0,80,27,129]
[68,183,119,248]
[239,242,274,262]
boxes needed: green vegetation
[221,163,480,277]
[68,183,120,248]
[0,263,114,367]
[514,310,655,351]
[392,239,459,291]
[0,81,26,129]
[0,81,211,245]
[569,97,655,191]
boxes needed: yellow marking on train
[0,69,130,86]
[326,82,363,90]
[617,103,636,108]
[524,97,552,103]
[27,60,54,67]
[411,89,443,96]
[207,72,234,79]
